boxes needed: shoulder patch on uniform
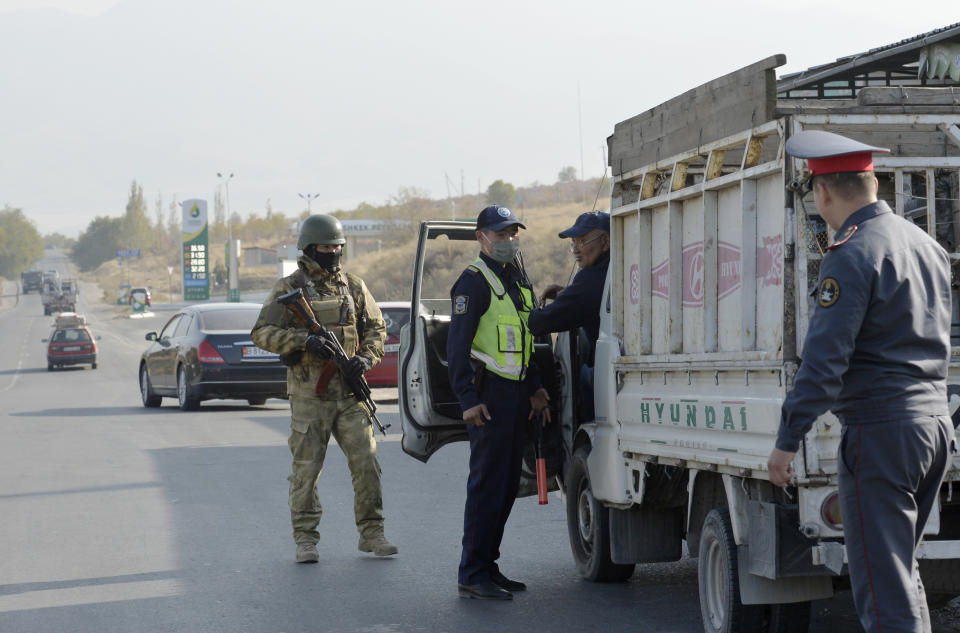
[827,225,858,250]
[454,295,469,315]
[818,278,840,308]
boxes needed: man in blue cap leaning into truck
[528,210,610,421]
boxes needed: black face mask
[306,246,341,271]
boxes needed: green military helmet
[297,214,346,249]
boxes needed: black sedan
[139,302,287,411]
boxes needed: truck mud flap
[608,503,683,565]
[747,501,827,579]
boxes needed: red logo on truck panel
[682,242,704,307]
[652,260,669,300]
[718,241,741,299]
[757,235,783,287]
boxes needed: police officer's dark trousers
[838,416,953,633]
[459,372,528,585]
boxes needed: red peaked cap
[785,130,890,176]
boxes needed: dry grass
[80,199,609,304]
[348,200,603,301]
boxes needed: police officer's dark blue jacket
[527,249,609,346]
[777,200,951,452]
[447,251,543,412]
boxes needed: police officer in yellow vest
[251,214,396,564]
[447,205,551,600]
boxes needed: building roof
[778,22,960,98]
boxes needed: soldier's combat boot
[296,542,319,563]
[358,534,398,557]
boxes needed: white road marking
[0,317,33,394]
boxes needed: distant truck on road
[20,270,42,293]
[42,277,77,316]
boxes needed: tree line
[0,206,45,278]
[66,168,604,273]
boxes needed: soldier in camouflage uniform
[251,214,397,563]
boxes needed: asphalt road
[2,254,959,633]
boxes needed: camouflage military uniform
[252,255,387,545]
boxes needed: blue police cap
[476,205,526,231]
[786,130,889,175]
[558,211,610,238]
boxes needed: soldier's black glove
[305,334,337,360]
[344,355,371,381]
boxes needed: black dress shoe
[491,570,526,592]
[458,581,513,600]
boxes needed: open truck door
[398,221,476,462]
[398,220,565,497]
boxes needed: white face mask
[482,232,520,263]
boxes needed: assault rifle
[276,288,389,435]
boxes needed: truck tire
[766,603,812,633]
[565,446,635,582]
[697,509,811,633]
[699,508,766,633]
[920,559,960,608]
[247,398,267,406]
[177,365,200,411]
[140,365,161,407]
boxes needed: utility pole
[444,172,459,220]
[217,172,239,302]
[298,193,320,213]
[578,82,586,206]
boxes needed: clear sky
[0,0,957,237]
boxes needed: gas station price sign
[181,199,210,301]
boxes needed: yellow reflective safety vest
[468,258,535,381]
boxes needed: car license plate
[242,346,278,359]
[383,343,400,353]
[63,346,81,352]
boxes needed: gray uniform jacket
[777,200,952,452]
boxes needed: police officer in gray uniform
[767,130,955,633]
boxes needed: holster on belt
[471,360,486,394]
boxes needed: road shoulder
[0,279,19,312]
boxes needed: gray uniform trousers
[838,416,954,633]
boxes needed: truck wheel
[47,363,53,371]
[177,365,200,411]
[247,398,266,406]
[920,559,960,609]
[926,593,958,609]
[565,446,635,582]
[767,603,811,633]
[140,365,161,407]
[91,362,97,370]
[699,508,769,633]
